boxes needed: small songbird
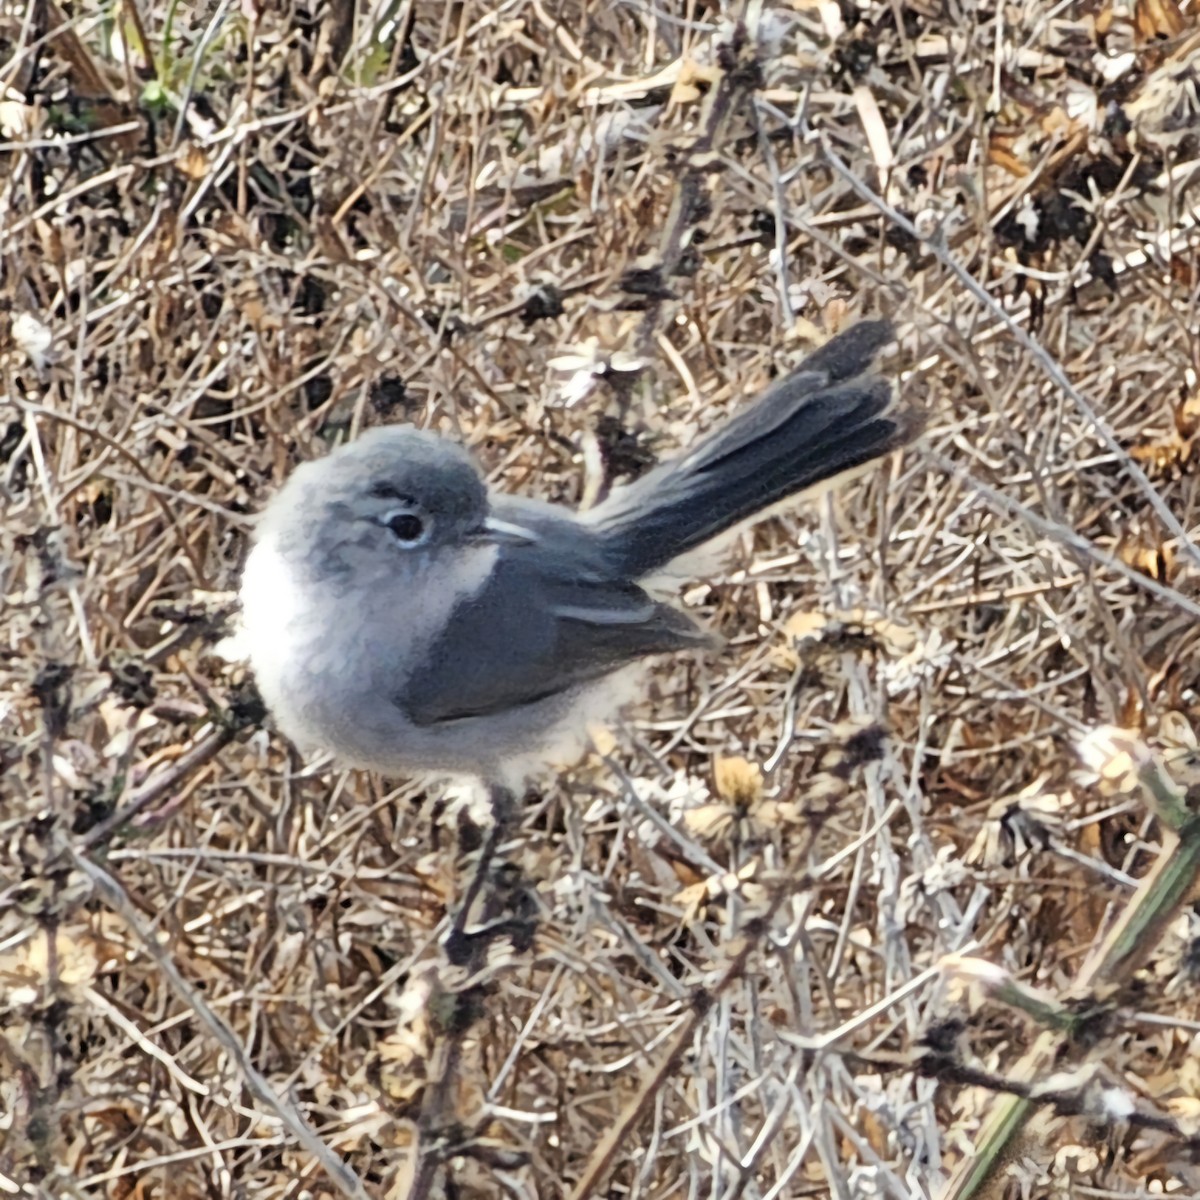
[239,320,919,785]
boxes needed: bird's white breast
[239,531,506,772]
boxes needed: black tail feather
[586,320,919,578]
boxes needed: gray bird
[239,320,919,785]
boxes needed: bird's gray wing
[399,530,714,727]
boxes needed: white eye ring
[381,508,429,546]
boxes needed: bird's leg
[443,782,516,965]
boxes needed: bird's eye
[384,510,427,544]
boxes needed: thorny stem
[405,783,520,1200]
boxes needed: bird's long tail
[585,319,920,579]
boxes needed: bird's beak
[473,516,537,546]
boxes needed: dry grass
[6,1,1200,1197]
